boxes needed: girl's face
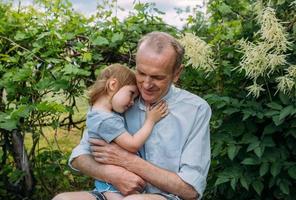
[111,85,139,113]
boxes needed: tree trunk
[11,130,34,196]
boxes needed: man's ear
[173,64,184,83]
[108,78,118,92]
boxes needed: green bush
[180,0,296,199]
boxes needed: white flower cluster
[246,82,265,98]
[238,41,287,79]
[291,0,296,7]
[238,4,293,97]
[179,32,216,73]
[256,7,291,52]
[276,65,296,94]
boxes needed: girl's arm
[114,101,168,153]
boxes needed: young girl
[87,64,168,200]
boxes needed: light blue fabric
[69,85,211,199]
[86,109,126,143]
[94,180,118,193]
[86,109,126,193]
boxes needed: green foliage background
[0,0,295,199]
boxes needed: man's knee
[123,194,166,200]
[52,193,71,200]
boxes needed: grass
[24,126,84,153]
[24,94,89,154]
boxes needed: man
[53,31,211,200]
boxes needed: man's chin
[141,95,157,104]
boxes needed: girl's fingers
[161,110,169,117]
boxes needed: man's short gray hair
[137,32,185,72]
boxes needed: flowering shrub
[182,0,296,199]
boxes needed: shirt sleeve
[97,116,127,143]
[177,102,212,199]
[68,129,91,171]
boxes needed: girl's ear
[108,78,119,92]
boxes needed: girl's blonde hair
[89,64,136,105]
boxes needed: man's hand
[88,139,145,195]
[72,154,145,195]
[89,138,134,167]
[88,139,198,199]
[111,166,146,195]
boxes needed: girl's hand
[146,100,168,123]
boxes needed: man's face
[135,46,179,104]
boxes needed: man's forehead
[135,66,168,76]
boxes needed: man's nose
[143,76,153,88]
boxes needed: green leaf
[272,115,284,126]
[36,102,67,113]
[262,137,275,147]
[222,107,239,115]
[264,110,279,117]
[14,31,27,41]
[111,32,123,43]
[279,180,290,195]
[279,92,290,105]
[247,140,260,152]
[82,52,92,62]
[230,178,237,190]
[241,157,260,165]
[288,166,296,179]
[217,3,232,15]
[215,177,230,186]
[254,145,264,158]
[0,119,17,131]
[270,162,281,177]
[13,68,32,81]
[35,78,53,90]
[242,110,252,120]
[212,142,223,158]
[11,105,32,119]
[240,176,249,190]
[227,144,239,160]
[62,64,90,76]
[259,162,269,176]
[241,134,257,144]
[266,102,282,110]
[279,105,294,121]
[92,36,109,46]
[252,180,263,195]
[276,0,286,5]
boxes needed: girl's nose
[129,99,134,106]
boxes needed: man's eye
[153,76,164,80]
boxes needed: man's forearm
[71,154,146,195]
[90,139,199,199]
[72,154,112,182]
[124,154,199,200]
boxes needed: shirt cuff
[177,166,207,199]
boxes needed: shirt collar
[137,85,175,110]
